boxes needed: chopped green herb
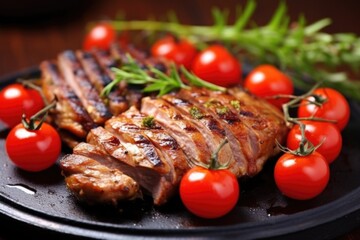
[204,99,218,108]
[189,107,204,119]
[216,106,229,115]
[230,100,240,110]
[142,116,155,128]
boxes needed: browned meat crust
[61,153,140,205]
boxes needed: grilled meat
[58,50,112,124]
[177,88,287,176]
[61,152,140,205]
[40,61,96,146]
[41,45,288,206]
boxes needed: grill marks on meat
[162,93,234,169]
[141,97,212,167]
[85,126,174,205]
[121,107,189,183]
[58,50,112,124]
[59,86,287,205]
[61,153,140,205]
[40,61,96,142]
[44,46,288,206]
[178,88,287,176]
[77,50,129,116]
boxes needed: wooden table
[0,1,359,239]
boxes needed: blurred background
[0,0,360,76]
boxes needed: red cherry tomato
[151,36,197,69]
[274,152,330,200]
[83,22,116,51]
[5,122,61,172]
[287,121,342,164]
[191,45,242,87]
[0,84,44,128]
[179,166,239,219]
[298,88,350,131]
[244,64,294,109]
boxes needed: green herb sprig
[109,0,360,101]
[101,55,225,97]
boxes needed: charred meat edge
[86,126,174,205]
[78,50,129,116]
[140,97,212,167]
[161,93,234,169]
[58,50,112,124]
[40,60,96,138]
[61,148,140,206]
[121,106,190,184]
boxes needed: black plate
[1,67,360,240]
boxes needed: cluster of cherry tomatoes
[0,84,61,172]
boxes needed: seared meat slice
[178,87,287,176]
[86,126,173,205]
[40,61,96,139]
[58,50,112,124]
[121,106,190,184]
[77,50,129,116]
[141,97,212,166]
[92,49,130,115]
[76,50,112,92]
[105,116,171,175]
[162,93,234,168]
[61,153,140,205]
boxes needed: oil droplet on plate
[6,183,37,195]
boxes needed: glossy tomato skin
[0,84,44,128]
[191,45,242,87]
[287,121,342,164]
[83,22,116,51]
[179,166,239,219]
[274,152,330,200]
[151,36,197,69]
[298,88,350,131]
[244,64,294,109]
[5,122,61,172]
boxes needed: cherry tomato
[83,22,116,51]
[287,121,342,164]
[274,152,330,200]
[179,166,239,219]
[298,88,350,131]
[5,122,61,172]
[191,45,242,87]
[151,36,197,69]
[0,84,44,128]
[244,64,294,109]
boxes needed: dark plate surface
[1,67,360,240]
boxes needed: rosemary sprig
[109,0,360,101]
[101,56,225,97]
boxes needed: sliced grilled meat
[121,106,190,183]
[61,153,140,205]
[141,97,212,167]
[77,50,129,116]
[178,87,287,176]
[162,93,234,168]
[40,61,96,138]
[86,126,173,205]
[58,50,112,124]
